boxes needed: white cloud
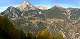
[0,6,8,12]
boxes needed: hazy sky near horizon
[0,0,80,12]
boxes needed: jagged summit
[23,0,32,6]
[17,0,31,11]
[17,0,38,11]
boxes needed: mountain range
[1,1,80,39]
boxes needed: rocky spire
[23,0,30,5]
[17,0,39,11]
[18,0,31,11]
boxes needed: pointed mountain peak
[16,0,39,11]
[17,0,32,11]
[22,0,30,5]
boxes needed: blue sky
[0,0,80,12]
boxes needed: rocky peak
[17,0,33,11]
